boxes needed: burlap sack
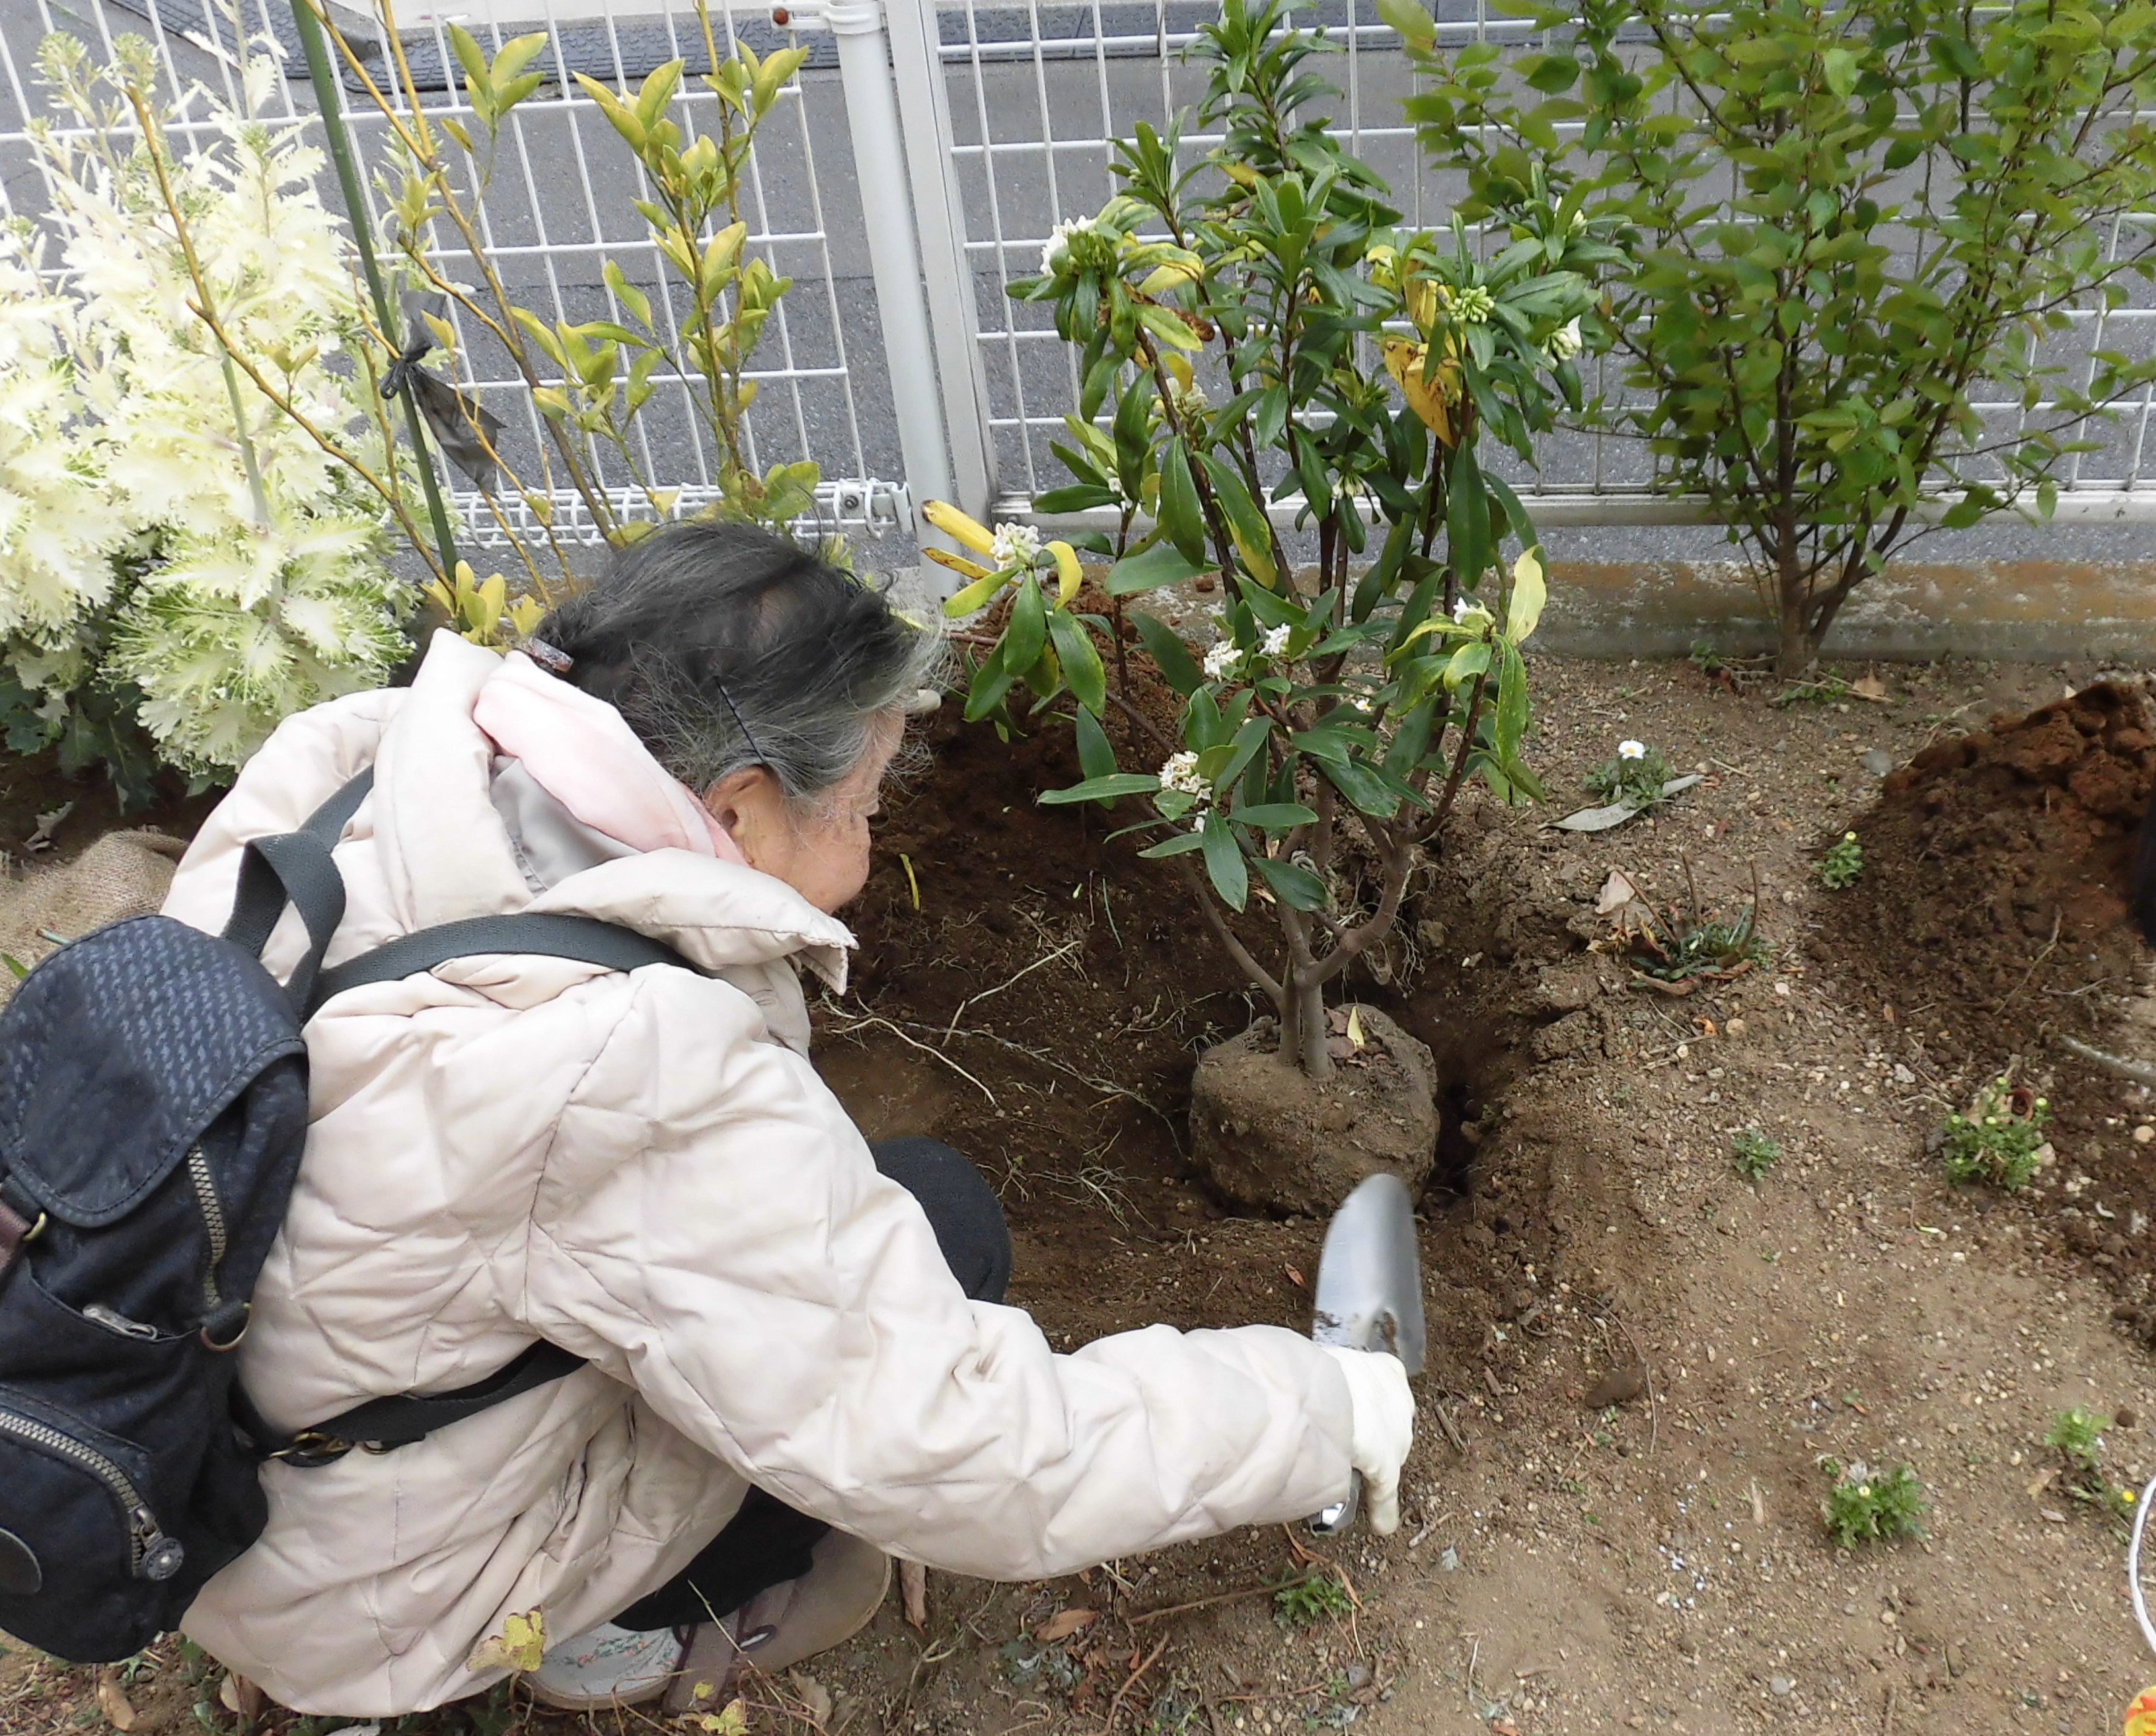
[0,830,189,1006]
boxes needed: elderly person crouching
[163,523,1413,1717]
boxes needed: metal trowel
[1308,1171,1427,1534]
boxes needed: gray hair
[537,521,946,808]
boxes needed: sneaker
[663,1531,891,1714]
[527,1620,686,1710]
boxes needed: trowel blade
[1310,1172,1426,1377]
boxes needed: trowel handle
[1310,1472,1360,1535]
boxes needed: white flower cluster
[990,521,1042,568]
[1259,623,1292,657]
[1158,749,1207,796]
[1040,215,1101,276]
[1203,639,1242,681]
[0,38,410,776]
[1543,315,1584,364]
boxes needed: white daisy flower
[1618,739,1647,761]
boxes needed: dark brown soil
[1814,681,2156,1338]
[0,745,218,869]
[1818,679,2155,1059]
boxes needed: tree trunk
[1774,547,1815,676]
[1281,975,1331,1078]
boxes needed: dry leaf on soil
[788,1669,835,1726]
[95,1669,139,1732]
[1035,1607,1097,1644]
[901,1557,928,1629]
[217,1672,267,1719]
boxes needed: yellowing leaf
[1346,1004,1366,1049]
[922,499,997,555]
[1382,338,1452,445]
[466,1606,547,1674]
[924,545,993,581]
[1506,545,1547,642]
[942,572,1006,617]
[698,1696,751,1733]
[1047,539,1084,605]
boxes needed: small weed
[1689,640,1727,675]
[2046,1407,2137,1528]
[1624,894,1769,986]
[1586,740,1674,810]
[1821,1458,1927,1548]
[1941,1076,2050,1191]
[1817,831,1864,889]
[1775,674,1853,707]
[1730,1127,1780,1182]
[2048,1406,2109,1472]
[1272,1566,1353,1629]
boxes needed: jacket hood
[382,631,854,989]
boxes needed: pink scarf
[472,652,749,864]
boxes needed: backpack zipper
[0,1406,183,1581]
[187,1147,226,1315]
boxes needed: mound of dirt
[1818,680,2155,1061]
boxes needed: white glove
[1319,1345,1415,1534]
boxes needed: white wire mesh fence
[932,0,2156,526]
[0,0,917,554]
[3,0,2154,568]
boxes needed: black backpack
[0,770,698,1663]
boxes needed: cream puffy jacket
[164,634,1355,1716]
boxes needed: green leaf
[448,24,492,98]
[1197,453,1278,587]
[1107,541,1205,595]
[963,640,1017,722]
[1006,577,1048,674]
[1232,802,1320,829]
[1375,0,1435,47]
[1158,437,1210,564]
[1446,441,1490,584]
[1131,610,1202,695]
[1201,810,1249,910]
[1040,772,1163,805]
[1074,706,1117,780]
[1033,484,1120,514]
[1495,638,1530,764]
[1138,831,1208,859]
[603,260,653,329]
[1252,853,1330,911]
[1048,608,1107,716]
[1318,755,1401,818]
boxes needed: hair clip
[523,637,574,676]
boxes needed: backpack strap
[221,771,377,1012]
[305,912,696,1017]
[237,1340,587,1468]
[218,766,708,1465]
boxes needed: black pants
[613,1137,1010,1630]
